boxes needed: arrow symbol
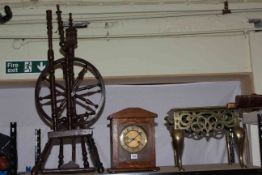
[37,62,46,71]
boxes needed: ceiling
[1,0,262,7]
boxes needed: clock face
[119,125,148,153]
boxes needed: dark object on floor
[0,153,10,170]
[235,94,262,108]
[0,122,17,175]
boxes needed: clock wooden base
[108,166,160,173]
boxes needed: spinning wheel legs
[32,139,53,175]
[86,135,104,173]
[58,139,64,168]
[81,137,90,168]
[31,129,104,175]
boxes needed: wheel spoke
[55,89,65,96]
[40,100,52,106]
[39,94,51,100]
[42,76,65,91]
[40,98,65,106]
[79,90,102,97]
[55,82,65,91]
[56,99,67,116]
[77,113,92,119]
[76,100,96,113]
[75,94,98,108]
[73,66,88,88]
[70,66,88,95]
[77,84,99,92]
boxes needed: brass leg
[173,129,184,171]
[225,130,234,165]
[233,127,246,168]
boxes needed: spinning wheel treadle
[35,57,105,129]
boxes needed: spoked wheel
[35,57,105,129]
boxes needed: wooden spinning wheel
[35,57,105,129]
[32,5,105,174]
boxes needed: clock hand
[125,135,138,144]
[126,132,142,144]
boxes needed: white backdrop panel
[0,81,241,172]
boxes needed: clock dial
[119,125,147,153]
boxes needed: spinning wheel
[35,57,105,129]
[32,5,105,174]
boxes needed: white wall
[0,81,241,172]
[0,1,260,82]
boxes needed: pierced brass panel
[169,107,240,139]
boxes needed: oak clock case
[108,108,159,173]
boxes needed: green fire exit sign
[6,61,48,74]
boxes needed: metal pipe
[4,8,262,25]
[0,27,254,41]
[1,0,261,8]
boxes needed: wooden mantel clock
[107,107,159,173]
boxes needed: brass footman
[166,106,246,171]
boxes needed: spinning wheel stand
[32,6,105,174]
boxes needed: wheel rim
[35,57,105,129]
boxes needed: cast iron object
[0,6,12,24]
